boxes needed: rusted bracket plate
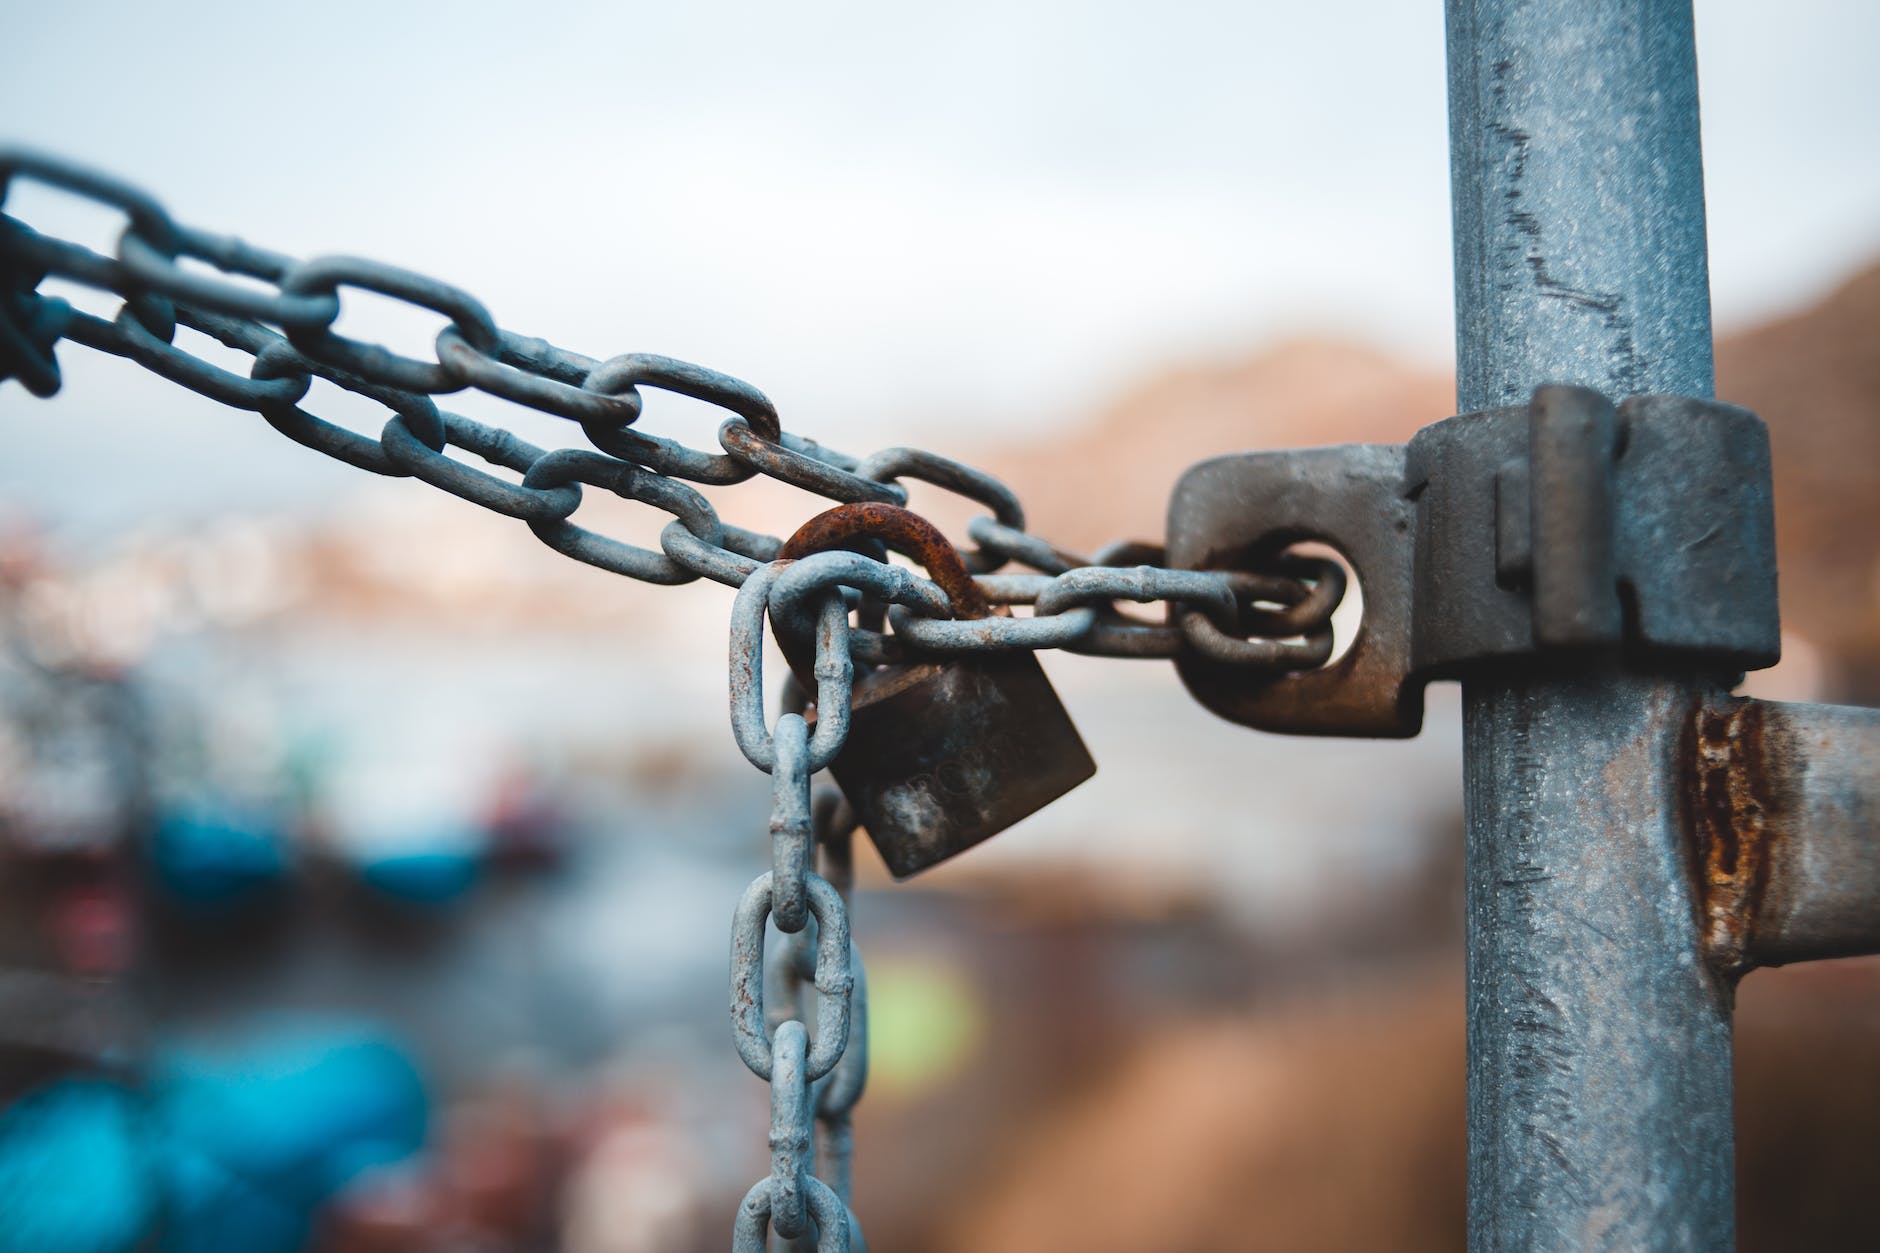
[1166,384,1780,737]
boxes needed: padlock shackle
[780,503,991,620]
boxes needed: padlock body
[824,654,1094,879]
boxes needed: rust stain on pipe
[1685,698,1777,975]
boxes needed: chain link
[804,790,867,1203]
[775,791,869,1253]
[0,146,1351,1248]
[0,147,1344,679]
[728,561,867,1249]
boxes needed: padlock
[777,503,1096,879]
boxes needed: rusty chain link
[0,146,1348,1249]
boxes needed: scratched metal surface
[1447,0,1736,1248]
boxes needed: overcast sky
[3,0,1876,533]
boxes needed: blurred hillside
[987,259,1880,699]
[941,262,1880,1253]
[1717,262,1880,697]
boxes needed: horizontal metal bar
[1689,697,1880,973]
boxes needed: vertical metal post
[1446,1,1735,1249]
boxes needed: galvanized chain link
[1,147,1351,1248]
[774,791,869,1253]
[0,147,1345,674]
[803,791,867,1215]
[729,568,867,1250]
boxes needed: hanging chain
[0,147,1351,1250]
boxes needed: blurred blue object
[355,847,481,905]
[0,1018,428,1253]
[0,1079,156,1253]
[150,1018,429,1252]
[149,802,290,911]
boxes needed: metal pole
[1446,1,1735,1249]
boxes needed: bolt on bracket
[1165,383,1780,737]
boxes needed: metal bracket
[1166,384,1780,737]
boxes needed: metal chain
[773,790,869,1253]
[729,569,864,1250]
[0,146,1350,1248]
[0,147,1345,671]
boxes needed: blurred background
[2,1,1877,1250]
